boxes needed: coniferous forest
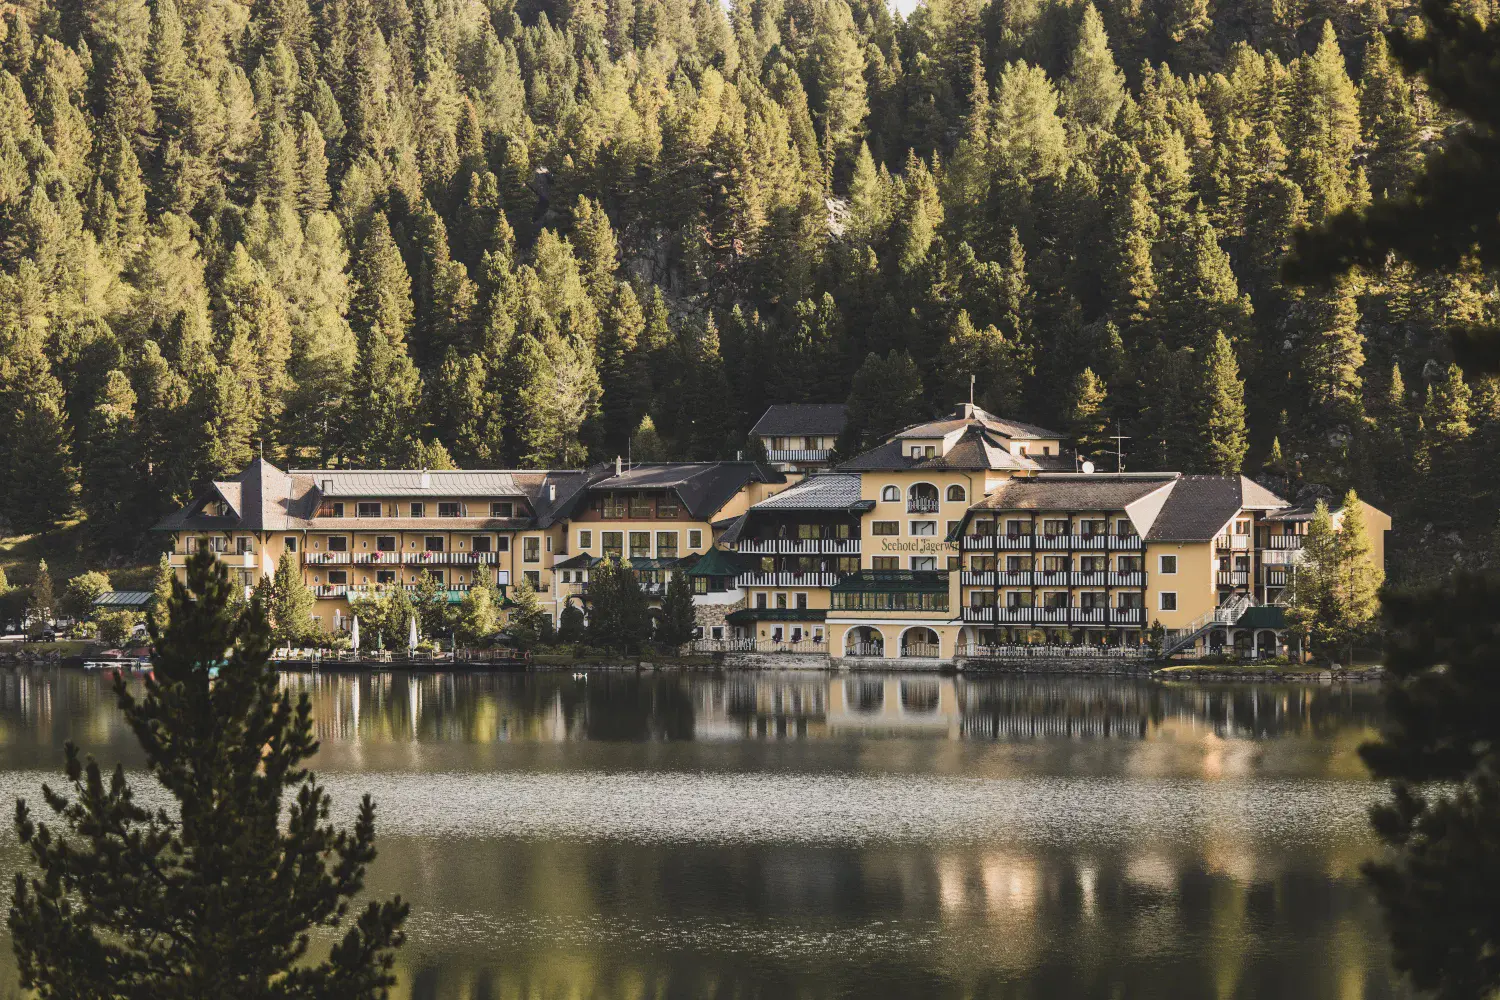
[0,0,1494,580]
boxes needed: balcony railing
[449,551,500,565]
[1217,534,1252,550]
[352,551,401,565]
[1108,571,1146,587]
[736,571,843,588]
[962,534,1034,551]
[402,551,448,565]
[1037,534,1109,551]
[1264,568,1289,587]
[1217,570,1251,587]
[961,606,1147,626]
[1070,571,1108,587]
[305,551,350,565]
[900,642,941,658]
[736,538,860,555]
[1267,534,1304,549]
[906,498,940,514]
[765,449,832,464]
[690,638,829,654]
[1107,534,1144,550]
[957,643,1150,659]
[312,584,348,598]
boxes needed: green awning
[552,555,689,571]
[726,608,828,624]
[1236,605,1288,629]
[685,548,757,577]
[831,570,949,594]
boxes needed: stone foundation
[956,656,1155,675]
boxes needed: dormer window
[438,502,462,517]
[491,501,514,518]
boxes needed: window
[1007,591,1034,608]
[711,626,724,640]
[1080,591,1107,609]
[328,570,348,585]
[756,593,768,609]
[1236,520,1250,534]
[946,521,962,539]
[1116,518,1133,536]
[495,537,510,551]
[1081,519,1107,536]
[688,530,702,549]
[409,503,425,517]
[523,537,541,563]
[1119,592,1144,609]
[925,445,935,457]
[579,530,593,549]
[1043,519,1069,536]
[795,592,807,610]
[910,521,936,536]
[881,485,899,502]
[772,625,785,642]
[602,531,623,558]
[910,446,922,457]
[1006,519,1031,537]
[693,576,707,594]
[946,485,966,502]
[237,537,253,554]
[327,536,348,552]
[1042,556,1069,573]
[1159,555,1178,574]
[438,502,462,518]
[284,537,297,552]
[328,502,345,517]
[912,556,937,571]
[376,570,396,584]
[491,502,514,518]
[1159,592,1177,611]
[776,593,787,609]
[356,501,381,518]
[872,521,899,536]
[656,532,677,559]
[1080,555,1106,571]
[973,519,996,536]
[1006,555,1031,571]
[971,591,996,607]
[421,536,442,552]
[971,556,996,571]
[1044,591,1069,609]
[1117,555,1142,572]
[374,536,395,552]
[472,536,492,553]
[629,531,650,558]
[947,556,962,571]
[209,536,228,552]
[872,556,899,570]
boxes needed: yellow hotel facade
[156,403,1389,663]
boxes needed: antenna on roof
[1110,422,1130,474]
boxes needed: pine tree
[28,561,54,625]
[150,553,174,632]
[268,550,314,646]
[458,566,501,644]
[1198,332,1249,474]
[839,351,925,455]
[1424,363,1473,443]
[1061,5,1126,133]
[658,565,696,648]
[1285,499,1342,663]
[0,349,77,535]
[1333,488,1382,661]
[10,548,408,993]
[1284,21,1361,223]
[1065,368,1109,460]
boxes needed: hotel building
[155,403,1389,663]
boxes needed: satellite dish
[1081,460,1096,474]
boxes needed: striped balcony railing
[352,551,401,565]
[1264,567,1289,587]
[1110,608,1147,625]
[963,571,1037,587]
[1107,534,1144,550]
[1217,534,1252,550]
[402,551,448,565]
[1072,608,1109,624]
[765,449,832,464]
[736,538,860,555]
[1267,534,1304,549]
[1217,570,1251,587]
[1108,571,1146,587]
[1070,571,1108,587]
[305,551,351,565]
[735,571,843,588]
[449,551,500,565]
[312,584,348,598]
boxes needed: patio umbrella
[350,616,360,652]
[408,615,419,652]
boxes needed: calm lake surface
[0,668,1408,999]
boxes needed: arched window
[880,485,899,502]
[946,484,966,502]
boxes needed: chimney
[548,483,557,502]
[420,468,431,488]
[615,455,622,476]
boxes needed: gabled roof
[93,591,153,609]
[1145,476,1288,542]
[294,470,529,497]
[891,404,1065,442]
[749,474,871,511]
[685,548,758,576]
[751,404,848,437]
[569,462,785,520]
[969,474,1179,511]
[156,458,312,532]
[838,426,1042,473]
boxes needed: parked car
[24,630,58,643]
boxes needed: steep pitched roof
[1143,475,1288,542]
[890,404,1065,442]
[157,458,311,532]
[572,462,785,520]
[292,470,528,497]
[837,426,1043,473]
[970,474,1179,511]
[749,473,871,510]
[751,404,848,437]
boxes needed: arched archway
[844,626,885,657]
[907,482,939,513]
[900,626,940,658]
[1256,630,1279,658]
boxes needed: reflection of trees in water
[280,670,700,744]
[958,677,1383,741]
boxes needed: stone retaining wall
[957,656,1155,676]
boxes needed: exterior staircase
[1162,595,1254,658]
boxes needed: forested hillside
[0,0,1493,577]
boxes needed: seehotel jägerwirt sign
[877,538,958,553]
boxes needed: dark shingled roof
[726,608,828,624]
[1145,476,1289,542]
[971,474,1179,511]
[831,570,949,593]
[751,404,848,437]
[686,548,759,576]
[565,462,785,520]
[838,426,1040,473]
[749,473,871,510]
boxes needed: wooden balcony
[1217,570,1251,587]
[305,551,351,565]
[765,449,832,464]
[736,538,860,555]
[736,571,843,588]
[1267,534,1304,549]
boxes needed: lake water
[0,668,1408,999]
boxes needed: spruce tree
[268,550,314,647]
[839,351,925,455]
[1065,368,1109,460]
[1198,332,1249,474]
[9,548,408,994]
[658,565,696,648]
